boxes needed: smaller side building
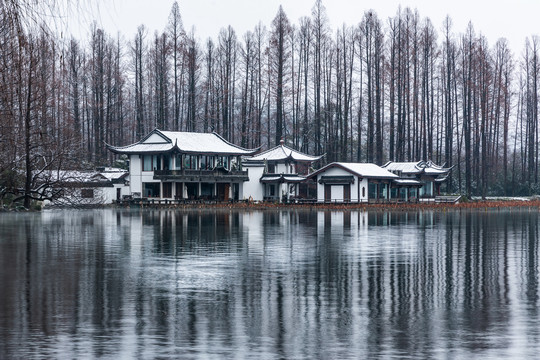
[41,168,129,206]
[382,160,451,200]
[308,162,398,203]
[242,140,323,202]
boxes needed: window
[200,156,207,170]
[174,154,182,170]
[201,183,213,196]
[368,183,377,199]
[81,189,94,198]
[152,155,161,170]
[143,183,161,198]
[143,155,152,171]
[267,163,275,173]
[143,155,161,171]
[215,156,229,170]
[162,154,172,170]
[200,156,214,170]
[186,183,198,198]
[184,155,197,169]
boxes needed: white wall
[44,183,129,206]
[243,165,265,201]
[358,178,368,202]
[275,163,290,174]
[101,183,130,203]
[130,154,159,197]
[130,154,142,195]
[144,133,167,143]
[316,167,359,203]
[331,185,344,202]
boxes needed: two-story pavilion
[242,139,323,202]
[107,129,258,201]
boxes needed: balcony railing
[153,169,248,180]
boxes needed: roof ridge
[210,131,260,153]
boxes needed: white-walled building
[108,129,258,201]
[382,160,452,199]
[242,140,323,202]
[42,168,129,206]
[308,162,399,203]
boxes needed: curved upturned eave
[210,131,261,155]
[248,145,324,162]
[106,129,260,156]
[106,141,260,156]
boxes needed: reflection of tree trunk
[24,43,34,209]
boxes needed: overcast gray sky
[67,0,539,55]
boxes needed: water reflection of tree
[2,209,540,358]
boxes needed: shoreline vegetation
[133,199,540,211]
[82,198,540,211]
[4,198,540,212]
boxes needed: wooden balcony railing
[153,169,248,180]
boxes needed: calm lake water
[1,208,539,359]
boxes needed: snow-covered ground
[470,196,536,202]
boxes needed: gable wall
[243,166,265,201]
[144,133,168,143]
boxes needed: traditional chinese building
[242,140,323,202]
[308,162,399,203]
[382,160,452,200]
[107,129,258,201]
[41,168,129,206]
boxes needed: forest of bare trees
[1,0,540,207]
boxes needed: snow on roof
[108,129,258,155]
[383,160,451,175]
[98,168,128,181]
[335,163,399,178]
[110,143,174,153]
[260,174,307,183]
[38,170,101,183]
[247,144,323,162]
[393,179,423,186]
[311,162,398,179]
[38,168,128,184]
[382,161,423,174]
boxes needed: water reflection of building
[1,209,540,358]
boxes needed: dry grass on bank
[136,199,540,211]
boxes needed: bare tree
[270,5,292,145]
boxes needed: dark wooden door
[324,185,331,202]
[344,184,351,202]
[217,183,230,201]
